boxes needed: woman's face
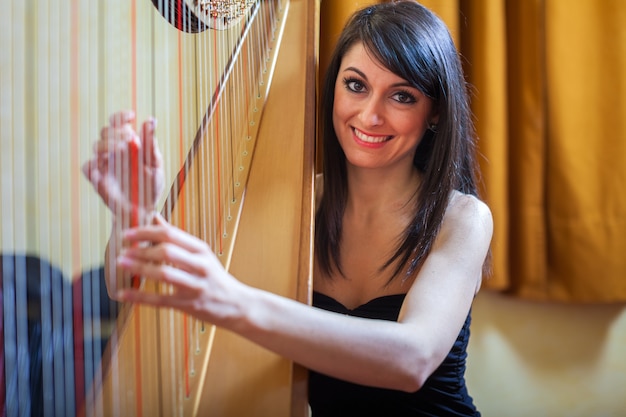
[333,42,436,172]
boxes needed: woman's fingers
[117,215,220,283]
[95,110,141,154]
[96,125,139,154]
[100,123,137,141]
[111,214,239,326]
[109,110,136,127]
[118,238,210,277]
[81,158,99,183]
[122,215,210,255]
[140,117,162,169]
[115,287,188,310]
[116,253,201,290]
[82,157,123,204]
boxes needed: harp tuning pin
[191,0,258,30]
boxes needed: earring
[429,123,438,132]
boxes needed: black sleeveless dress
[308,291,481,417]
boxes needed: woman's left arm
[116,195,492,392]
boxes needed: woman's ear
[428,110,440,132]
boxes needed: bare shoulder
[400,191,492,326]
[442,191,493,241]
[416,191,492,296]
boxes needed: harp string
[0,1,287,414]
[143,1,277,411]
[169,1,282,410]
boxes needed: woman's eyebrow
[342,66,367,80]
[343,66,416,90]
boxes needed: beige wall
[467,290,626,416]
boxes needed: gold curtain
[320,0,626,303]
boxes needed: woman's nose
[360,97,384,127]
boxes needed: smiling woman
[81,1,491,416]
[318,1,626,416]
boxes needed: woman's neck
[345,165,421,218]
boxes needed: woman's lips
[353,127,392,145]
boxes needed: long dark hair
[315,1,481,282]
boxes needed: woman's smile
[352,127,393,147]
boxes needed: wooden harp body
[0,0,318,416]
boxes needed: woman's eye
[344,78,365,93]
[393,91,417,104]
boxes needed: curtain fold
[319,0,626,302]
[457,0,510,291]
[540,0,626,301]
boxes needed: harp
[0,0,318,416]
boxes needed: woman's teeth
[354,128,391,143]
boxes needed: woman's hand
[114,213,246,326]
[82,110,165,227]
